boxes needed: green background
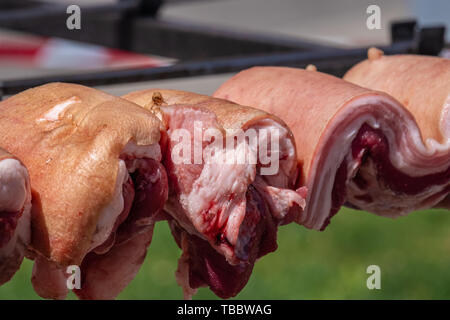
[1,207,449,299]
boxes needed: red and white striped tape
[0,32,173,69]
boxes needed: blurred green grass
[1,207,450,300]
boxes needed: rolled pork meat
[214,63,449,231]
[344,49,449,210]
[123,89,306,298]
[0,83,168,299]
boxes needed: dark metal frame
[0,0,446,99]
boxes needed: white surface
[160,0,414,47]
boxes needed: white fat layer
[175,119,301,262]
[248,119,297,188]
[247,119,304,221]
[253,176,305,221]
[303,95,450,230]
[89,141,161,252]
[179,139,256,250]
[89,159,128,251]
[0,159,29,212]
[440,94,450,139]
[122,141,162,163]
[37,96,80,122]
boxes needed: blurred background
[0,0,449,299]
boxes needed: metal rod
[0,41,413,97]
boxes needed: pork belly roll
[123,89,306,298]
[0,83,168,299]
[344,49,450,210]
[214,66,449,231]
[0,148,31,285]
